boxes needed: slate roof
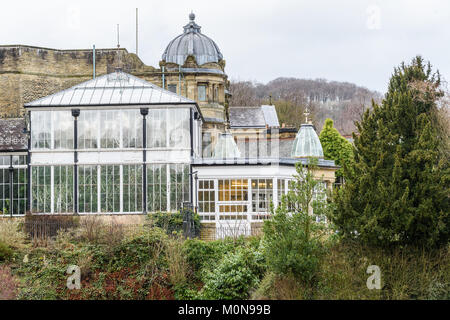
[0,118,28,152]
[229,107,267,128]
[261,105,279,127]
[24,70,196,107]
[229,105,280,129]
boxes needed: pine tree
[319,118,353,179]
[263,158,331,282]
[333,56,450,248]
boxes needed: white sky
[1,0,449,93]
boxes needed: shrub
[165,236,189,287]
[0,265,19,300]
[108,227,168,271]
[198,247,264,300]
[149,210,201,237]
[78,217,126,247]
[263,159,329,284]
[315,241,450,300]
[319,118,353,179]
[0,241,14,262]
[0,219,28,249]
[183,237,249,280]
[252,272,303,300]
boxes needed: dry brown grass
[0,265,19,300]
[253,242,449,300]
[0,219,28,249]
[165,235,189,286]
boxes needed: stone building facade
[0,13,229,150]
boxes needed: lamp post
[189,171,198,212]
[8,157,13,217]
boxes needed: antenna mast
[116,24,121,70]
[136,8,138,55]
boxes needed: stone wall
[0,45,138,117]
[0,45,228,123]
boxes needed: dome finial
[189,11,195,22]
[304,107,311,124]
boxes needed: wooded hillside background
[229,77,383,135]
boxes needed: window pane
[198,179,215,214]
[31,166,51,213]
[123,165,143,212]
[100,165,120,212]
[147,164,167,212]
[168,84,177,94]
[100,110,120,148]
[78,110,99,149]
[31,111,51,149]
[198,85,206,101]
[54,166,74,213]
[147,109,167,148]
[122,110,143,148]
[78,165,98,213]
[53,111,74,149]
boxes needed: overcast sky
[1,0,449,93]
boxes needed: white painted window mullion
[119,164,123,213]
[97,165,101,213]
[50,166,54,214]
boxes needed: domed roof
[291,124,324,158]
[162,13,223,66]
[212,132,241,159]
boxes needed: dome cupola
[291,110,324,158]
[162,13,223,66]
[212,132,241,159]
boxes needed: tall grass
[253,241,450,300]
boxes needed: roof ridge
[24,71,196,107]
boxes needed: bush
[78,217,125,247]
[149,210,201,237]
[0,241,13,262]
[198,247,265,300]
[263,159,329,284]
[165,236,189,287]
[0,265,19,300]
[108,227,168,271]
[252,272,304,300]
[0,219,28,249]
[315,241,450,300]
[183,237,249,280]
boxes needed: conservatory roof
[192,157,337,168]
[24,70,197,108]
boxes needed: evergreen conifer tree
[333,56,449,248]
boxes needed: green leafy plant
[0,241,14,261]
[319,118,354,179]
[149,210,200,237]
[198,246,264,300]
[263,158,331,285]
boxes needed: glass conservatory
[25,71,202,215]
[1,70,337,240]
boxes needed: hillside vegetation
[229,77,382,135]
